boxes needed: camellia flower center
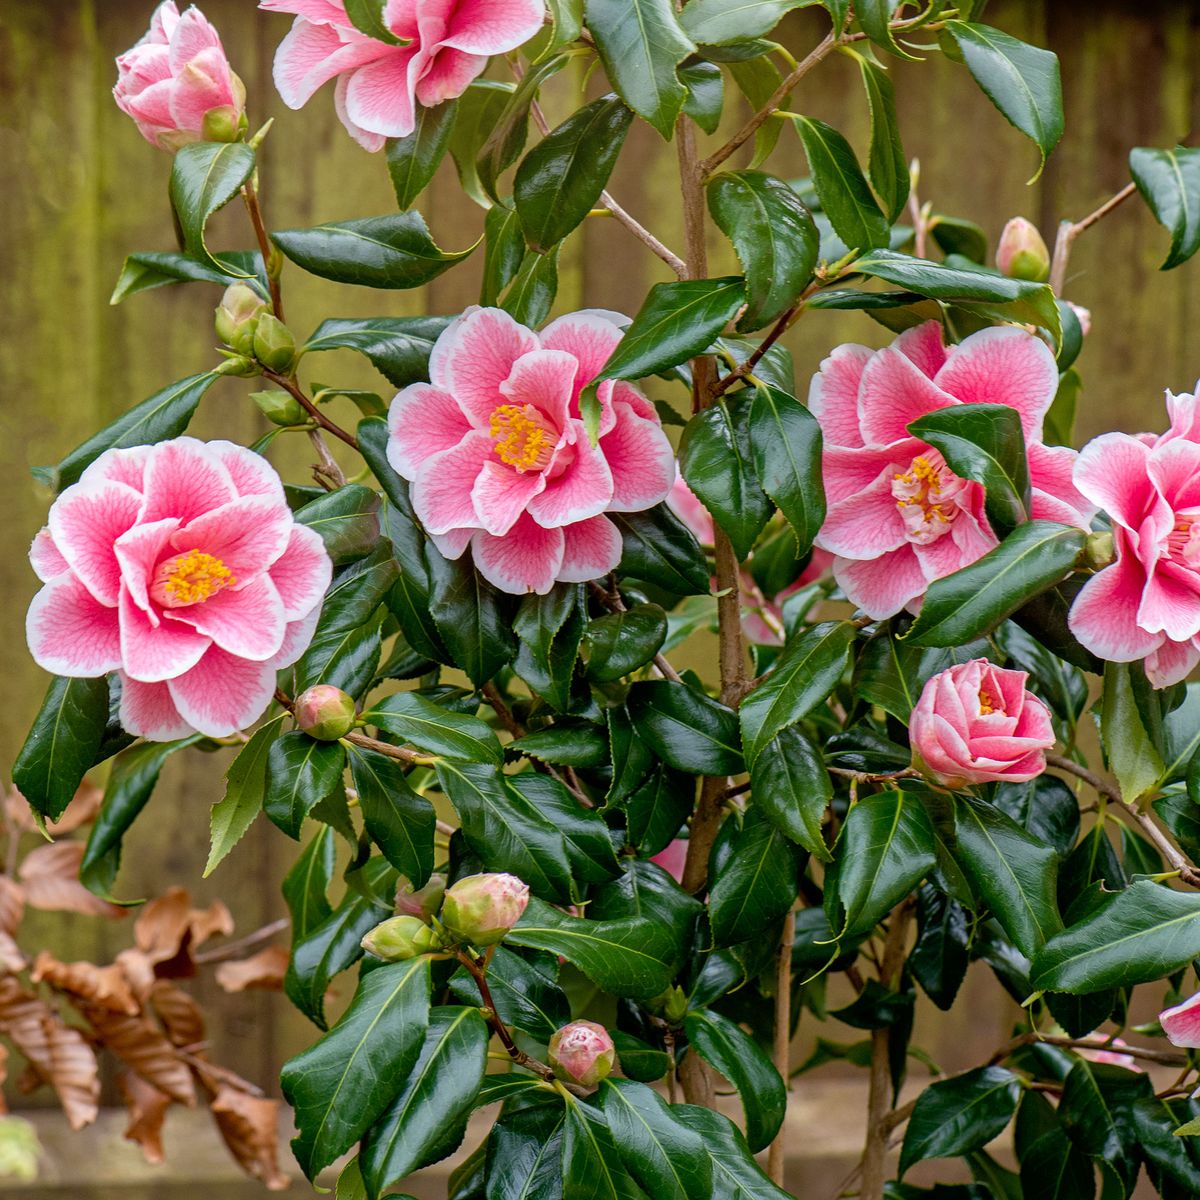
[978,687,998,715]
[489,404,555,473]
[891,453,967,545]
[150,550,235,608]
[1167,510,1200,568]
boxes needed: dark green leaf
[499,247,559,328]
[481,204,525,305]
[623,767,693,857]
[747,385,825,555]
[930,215,989,263]
[910,884,970,1010]
[709,810,798,946]
[296,484,382,565]
[348,745,435,886]
[680,0,811,44]
[205,718,284,875]
[387,102,458,209]
[680,62,723,134]
[1019,1127,1096,1200]
[626,680,743,775]
[609,1033,670,1083]
[994,775,1080,861]
[612,507,710,596]
[560,1096,642,1200]
[1058,1060,1145,1195]
[587,604,668,683]
[858,57,910,220]
[364,692,502,764]
[265,732,346,840]
[793,117,889,254]
[749,724,832,858]
[514,587,584,711]
[343,0,407,43]
[727,56,787,168]
[283,826,336,942]
[427,551,518,687]
[283,957,432,1178]
[674,1106,792,1200]
[304,317,451,388]
[900,1067,1021,1176]
[169,142,256,273]
[1129,146,1200,270]
[487,1099,566,1200]
[449,81,519,208]
[1102,661,1167,804]
[512,725,609,768]
[273,213,473,289]
[110,250,265,305]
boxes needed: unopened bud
[396,873,446,923]
[252,388,307,427]
[996,217,1050,282]
[361,915,443,961]
[441,873,529,946]
[1067,302,1092,338]
[201,104,245,143]
[214,352,261,378]
[548,1020,616,1087]
[253,314,297,373]
[215,283,269,354]
[294,685,357,741]
[1084,530,1115,570]
[646,984,689,1023]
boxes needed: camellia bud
[441,873,529,946]
[1084,530,1116,570]
[548,1020,616,1087]
[361,915,443,961]
[215,283,269,354]
[396,873,447,923]
[253,313,297,374]
[996,217,1050,282]
[251,389,307,427]
[294,685,357,741]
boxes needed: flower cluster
[386,307,675,595]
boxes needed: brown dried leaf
[7,781,103,835]
[214,946,289,994]
[149,981,205,1050]
[0,877,25,936]
[19,842,125,920]
[211,1084,289,1191]
[0,932,27,974]
[117,1070,171,1165]
[0,1043,10,1114]
[42,1015,101,1131]
[81,1004,196,1106]
[115,948,157,1002]
[134,888,234,976]
[31,952,139,1015]
[0,977,58,1080]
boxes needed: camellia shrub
[18,0,1200,1196]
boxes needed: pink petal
[26,575,122,677]
[527,433,614,528]
[933,326,1058,442]
[387,383,474,480]
[333,73,387,151]
[272,17,385,110]
[343,49,422,139]
[168,47,236,133]
[469,461,547,537]
[540,310,626,407]
[167,647,277,738]
[1149,438,1200,512]
[894,321,948,379]
[1028,442,1094,528]
[1145,638,1200,689]
[119,588,210,683]
[666,478,713,546]
[428,307,540,429]
[822,444,914,507]
[140,439,237,525]
[439,0,547,54]
[268,525,333,620]
[167,575,287,661]
[471,517,564,595]
[1161,991,1200,1048]
[857,347,959,446]
[48,479,144,607]
[78,446,150,492]
[558,515,623,584]
[1138,561,1200,643]
[208,441,287,505]
[114,518,182,616]
[431,528,474,559]
[413,432,492,534]
[817,475,907,559]
[809,343,871,449]
[271,607,322,670]
[499,349,576,432]
[260,0,348,23]
[414,47,486,106]
[147,2,181,43]
[167,6,223,71]
[1163,390,1200,445]
[171,494,294,580]
[834,545,927,619]
[1068,555,1164,662]
[1074,433,1166,535]
[598,403,675,512]
[118,675,194,742]
[30,528,69,583]
[122,78,177,142]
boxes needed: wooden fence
[2,0,1200,1190]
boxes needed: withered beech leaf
[31,951,140,1015]
[81,1003,197,1106]
[42,1014,102,1131]
[149,980,206,1050]
[214,946,289,994]
[118,1070,172,1165]
[134,888,234,975]
[7,781,103,835]
[0,877,25,937]
[211,1084,290,1192]
[19,842,126,920]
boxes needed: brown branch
[482,682,525,739]
[710,303,801,400]
[241,178,283,320]
[456,950,556,1081]
[1049,181,1138,295]
[767,906,797,1184]
[587,579,683,682]
[599,190,688,279]
[262,370,359,451]
[194,917,290,965]
[344,730,434,766]
[990,1030,1187,1069]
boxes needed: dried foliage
[214,945,289,994]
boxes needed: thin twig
[1049,181,1138,295]
[482,682,525,739]
[262,370,359,451]
[241,178,283,320]
[194,917,290,965]
[767,906,797,1184]
[989,1030,1187,1069]
[587,579,683,682]
[457,949,555,1081]
[344,730,435,766]
[599,190,688,279]
[710,302,802,399]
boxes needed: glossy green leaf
[515,95,633,252]
[793,116,890,254]
[598,1080,711,1200]
[364,691,502,764]
[994,775,1080,861]
[512,725,608,768]
[739,621,857,765]
[609,1032,671,1083]
[835,789,936,939]
[1129,146,1200,270]
[910,884,970,1011]
[709,810,798,946]
[1102,662,1166,804]
[449,946,570,1040]
[674,1106,792,1200]
[486,1099,566,1200]
[680,0,811,44]
[273,213,473,289]
[348,745,435,885]
[859,57,910,220]
[954,795,1062,959]
[749,724,832,859]
[684,1008,786,1152]
[449,81,519,208]
[747,385,825,555]
[585,0,695,138]
[169,142,256,273]
[547,0,584,45]
[622,767,693,857]
[387,101,458,209]
[611,507,710,596]
[499,247,560,328]
[587,604,668,684]
[899,1067,1021,1176]
[295,484,382,566]
[945,21,1064,180]
[626,680,743,775]
[728,56,787,168]
[264,732,346,840]
[930,215,989,263]
[360,1006,489,1198]
[305,316,450,389]
[1057,1060,1144,1195]
[13,675,110,821]
[110,249,265,305]
[1019,1127,1096,1200]
[513,587,584,711]
[707,170,818,331]
[560,1095,642,1200]
[205,717,284,875]
[908,403,1031,538]
[904,521,1085,647]
[680,62,724,134]
[283,957,431,1178]
[427,551,518,687]
[481,204,525,305]
[283,826,335,942]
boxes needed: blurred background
[3,0,1200,1194]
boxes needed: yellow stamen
[152,550,235,608]
[978,688,997,716]
[489,404,553,473]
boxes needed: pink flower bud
[440,873,529,946]
[294,686,357,741]
[113,2,247,151]
[1161,991,1200,1048]
[1067,302,1092,338]
[548,1020,616,1087]
[215,284,269,354]
[361,915,443,961]
[910,660,1055,787]
[395,874,447,923]
[996,217,1050,282]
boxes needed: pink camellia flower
[262,0,546,151]
[386,308,675,595]
[114,2,246,150]
[1069,389,1200,687]
[1160,991,1200,1047]
[910,659,1055,786]
[811,321,1095,620]
[440,872,530,946]
[548,1020,616,1087]
[27,438,331,741]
